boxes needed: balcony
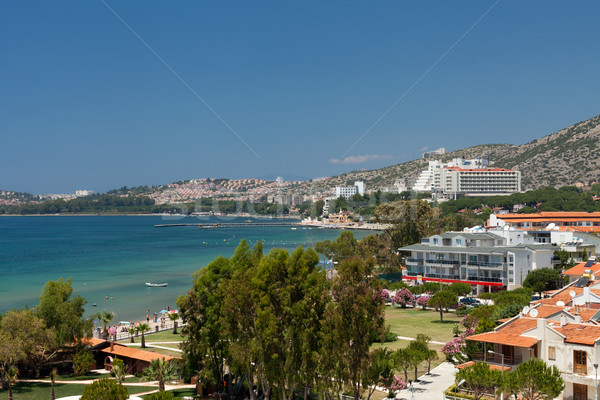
[467,261,503,267]
[473,351,522,365]
[426,259,460,265]
[466,276,503,283]
[406,258,424,265]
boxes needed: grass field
[6,382,157,400]
[384,306,462,343]
[120,329,187,344]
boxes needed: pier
[154,222,301,229]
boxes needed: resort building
[422,147,446,159]
[489,211,600,234]
[435,166,521,198]
[399,229,557,292]
[334,181,365,199]
[465,273,600,400]
[86,338,179,374]
[411,157,521,198]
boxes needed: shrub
[80,378,128,400]
[73,348,95,376]
[393,288,414,308]
[416,295,429,310]
[146,391,176,400]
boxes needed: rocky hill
[306,114,600,192]
[493,114,600,189]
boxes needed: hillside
[493,114,600,189]
[306,114,600,192]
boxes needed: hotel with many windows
[399,229,556,292]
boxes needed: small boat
[145,282,168,287]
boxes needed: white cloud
[420,146,429,152]
[330,154,392,165]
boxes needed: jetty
[154,222,300,229]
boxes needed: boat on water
[145,282,168,287]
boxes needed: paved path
[125,342,183,352]
[396,336,446,345]
[395,362,456,400]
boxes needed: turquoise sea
[0,215,370,322]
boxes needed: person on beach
[146,313,150,323]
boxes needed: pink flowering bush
[441,336,465,361]
[392,288,414,308]
[387,374,408,393]
[416,295,429,309]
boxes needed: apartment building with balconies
[466,280,600,400]
[399,230,556,292]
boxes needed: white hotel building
[412,157,521,198]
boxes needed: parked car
[459,297,481,306]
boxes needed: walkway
[125,342,184,352]
[396,335,446,345]
[395,362,456,400]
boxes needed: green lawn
[120,329,187,343]
[141,388,197,398]
[384,306,462,343]
[5,382,157,400]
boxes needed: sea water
[0,215,371,321]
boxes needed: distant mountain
[303,114,600,192]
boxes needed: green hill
[306,113,600,192]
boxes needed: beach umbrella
[119,321,131,326]
[160,309,168,314]
[169,310,178,314]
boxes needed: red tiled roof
[455,361,511,371]
[101,343,179,363]
[563,262,600,276]
[552,323,600,345]
[498,212,600,220]
[467,318,539,348]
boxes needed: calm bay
[0,215,370,322]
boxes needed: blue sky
[2,1,600,194]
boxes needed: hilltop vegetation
[441,186,600,215]
[305,113,600,191]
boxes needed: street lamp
[594,363,598,400]
[488,350,505,400]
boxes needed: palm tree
[143,358,179,392]
[3,365,18,400]
[137,323,150,348]
[49,368,57,400]
[128,326,136,343]
[95,310,115,340]
[112,362,126,385]
[168,312,179,334]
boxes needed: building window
[574,350,587,374]
[433,238,438,245]
[456,239,462,246]
[548,346,555,361]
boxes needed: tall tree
[361,348,394,400]
[428,290,457,322]
[507,359,564,400]
[322,256,386,400]
[455,362,503,400]
[0,309,57,377]
[137,323,150,348]
[178,255,233,393]
[523,268,564,294]
[36,278,92,347]
[95,310,115,340]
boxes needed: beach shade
[169,310,179,314]
[159,309,168,314]
[119,321,131,326]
